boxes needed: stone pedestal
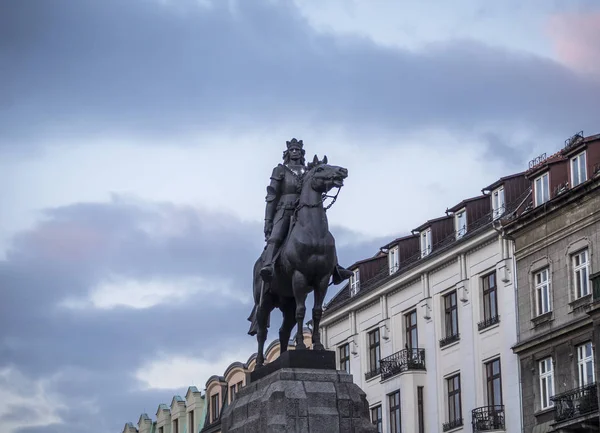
[221,351,376,433]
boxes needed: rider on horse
[259,138,354,285]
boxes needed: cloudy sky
[1,0,599,431]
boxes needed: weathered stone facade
[506,137,600,432]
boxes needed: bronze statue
[248,139,352,367]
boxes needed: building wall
[323,230,522,433]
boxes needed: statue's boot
[260,243,277,282]
[332,264,354,285]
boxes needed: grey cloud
[0,196,381,433]
[1,0,599,151]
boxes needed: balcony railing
[551,383,598,423]
[442,418,463,432]
[478,315,500,331]
[364,367,381,381]
[440,332,460,348]
[379,348,426,380]
[472,405,505,431]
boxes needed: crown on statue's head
[286,138,304,149]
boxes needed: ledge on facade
[478,315,500,332]
[364,367,381,381]
[531,311,553,327]
[550,382,598,424]
[440,333,460,348]
[443,417,464,432]
[472,405,505,432]
[569,294,592,313]
[380,348,426,380]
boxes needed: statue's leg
[311,275,330,350]
[291,271,308,350]
[256,290,273,367]
[278,297,296,353]
[260,211,290,281]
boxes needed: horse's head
[305,154,348,194]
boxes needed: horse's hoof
[296,342,307,350]
[313,343,324,350]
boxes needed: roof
[186,386,201,396]
[481,171,525,193]
[380,233,417,251]
[412,215,452,233]
[446,194,487,213]
[347,251,386,270]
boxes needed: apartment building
[320,171,529,432]
[503,132,600,433]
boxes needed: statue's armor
[265,163,306,245]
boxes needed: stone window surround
[477,265,500,329]
[565,237,593,305]
[527,257,554,325]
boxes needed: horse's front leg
[311,275,329,350]
[291,271,309,350]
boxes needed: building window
[534,172,550,206]
[481,272,498,327]
[367,328,381,378]
[421,228,432,257]
[417,386,425,433]
[577,342,595,386]
[237,380,243,390]
[492,187,505,219]
[173,419,179,433]
[446,374,462,429]
[539,358,554,410]
[455,209,467,239]
[158,427,163,433]
[189,411,194,433]
[389,246,399,274]
[210,393,220,422]
[573,249,590,299]
[230,384,237,403]
[370,405,382,433]
[535,268,551,316]
[389,391,401,433]
[350,269,360,296]
[405,310,418,349]
[444,291,459,338]
[339,343,350,374]
[571,151,587,187]
[486,358,503,406]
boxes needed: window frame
[455,209,467,239]
[571,150,587,187]
[417,386,425,433]
[534,172,550,206]
[535,268,551,316]
[370,405,383,433]
[338,343,350,374]
[485,358,503,407]
[388,390,401,433]
[492,186,505,220]
[539,358,554,410]
[405,309,418,349]
[577,342,595,386]
[189,411,194,433]
[482,272,498,321]
[389,246,400,274]
[173,418,179,433]
[573,249,590,299]
[210,393,220,423]
[350,269,360,296]
[444,291,459,338]
[368,328,381,375]
[446,374,462,425]
[421,228,432,257]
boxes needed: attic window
[571,151,587,187]
[420,229,432,258]
[455,209,467,239]
[389,246,399,274]
[534,172,550,206]
[350,269,360,296]
[492,187,505,220]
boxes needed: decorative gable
[137,414,153,433]
[155,403,171,433]
[170,395,186,417]
[123,422,138,433]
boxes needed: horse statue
[247,155,348,367]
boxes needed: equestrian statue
[248,138,353,367]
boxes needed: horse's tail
[247,255,264,336]
[247,304,259,336]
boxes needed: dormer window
[492,187,505,220]
[534,172,550,207]
[350,269,360,296]
[455,209,467,239]
[388,246,399,274]
[420,229,432,258]
[571,151,587,187]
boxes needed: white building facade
[321,173,529,433]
